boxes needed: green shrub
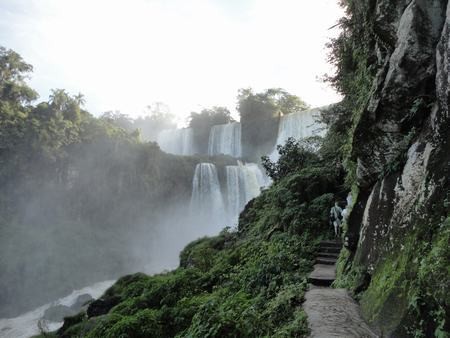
[59,143,343,337]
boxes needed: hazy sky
[0,0,343,123]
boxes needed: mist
[0,42,326,338]
[0,111,263,319]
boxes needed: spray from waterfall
[157,128,196,155]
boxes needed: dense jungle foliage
[19,0,450,335]
[238,88,309,160]
[54,130,345,337]
[0,46,238,317]
[0,44,325,322]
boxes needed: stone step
[317,252,339,259]
[317,246,341,254]
[303,288,379,337]
[308,276,335,287]
[319,240,342,247]
[308,264,336,287]
[316,257,337,265]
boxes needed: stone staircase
[303,240,379,337]
[307,240,342,286]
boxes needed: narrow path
[303,240,378,338]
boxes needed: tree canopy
[237,88,309,159]
[188,106,234,153]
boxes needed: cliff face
[341,0,449,336]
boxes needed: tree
[74,93,86,107]
[188,106,234,154]
[0,46,37,104]
[0,46,37,166]
[101,111,134,132]
[237,88,309,159]
[134,102,176,141]
[238,88,309,122]
[188,106,233,129]
[48,89,83,122]
[261,137,320,182]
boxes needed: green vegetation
[261,137,321,182]
[4,0,448,333]
[324,0,378,189]
[100,102,177,142]
[238,88,309,160]
[57,135,343,337]
[327,2,450,336]
[354,217,450,337]
[0,46,236,317]
[0,44,344,325]
[188,106,234,154]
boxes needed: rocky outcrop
[352,0,450,265]
[343,0,449,336]
[42,293,93,322]
[353,0,448,187]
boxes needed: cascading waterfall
[240,163,261,203]
[244,162,271,188]
[225,162,266,223]
[276,108,324,145]
[157,128,195,155]
[190,163,225,232]
[225,166,244,220]
[270,108,325,160]
[208,122,242,157]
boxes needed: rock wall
[343,0,449,336]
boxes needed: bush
[59,140,342,337]
[261,137,321,182]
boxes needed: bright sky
[0,0,343,123]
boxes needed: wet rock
[434,1,450,137]
[343,0,450,335]
[86,296,120,318]
[57,312,86,337]
[353,0,448,187]
[43,304,76,322]
[70,293,93,312]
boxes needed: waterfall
[208,122,242,158]
[225,166,244,219]
[225,162,266,222]
[276,108,324,145]
[270,108,325,160]
[190,163,225,232]
[157,128,195,155]
[244,162,271,188]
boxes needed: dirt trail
[303,241,378,338]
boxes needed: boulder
[70,293,93,312]
[86,296,121,318]
[43,304,76,322]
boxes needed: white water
[244,162,272,188]
[157,128,196,155]
[225,162,264,223]
[0,280,114,338]
[225,166,243,220]
[270,108,326,160]
[208,122,242,158]
[190,163,226,233]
